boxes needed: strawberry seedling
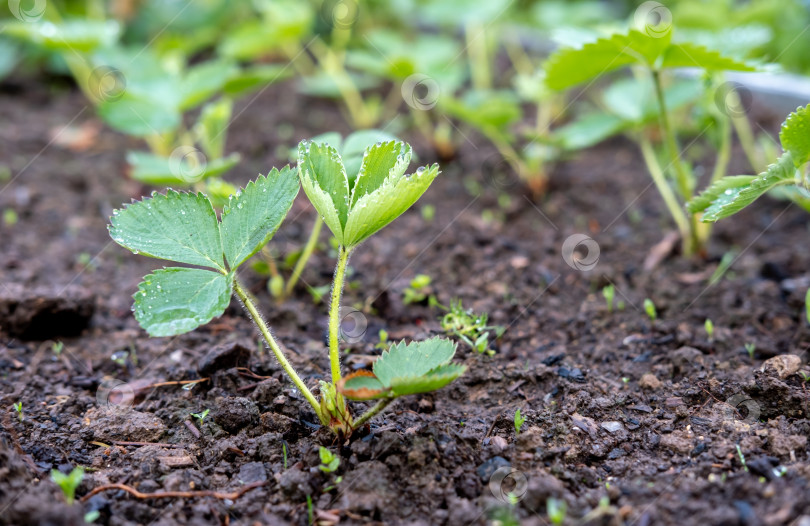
[543,27,755,255]
[514,408,526,436]
[109,139,465,435]
[439,299,505,356]
[51,467,84,505]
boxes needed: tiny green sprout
[798,371,810,383]
[705,319,715,340]
[306,494,314,524]
[421,204,436,222]
[111,350,128,368]
[440,299,505,356]
[736,444,748,472]
[602,284,615,313]
[52,341,64,357]
[13,401,23,422]
[109,139,463,436]
[191,409,210,424]
[84,510,100,523]
[617,300,626,311]
[643,298,657,321]
[491,506,520,526]
[514,408,526,436]
[547,497,567,525]
[375,329,389,351]
[403,274,433,305]
[622,377,630,384]
[3,208,18,226]
[282,442,288,470]
[318,447,340,473]
[51,467,84,505]
[745,342,756,360]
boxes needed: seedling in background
[375,329,389,351]
[514,408,526,436]
[745,343,756,360]
[705,319,715,341]
[736,444,748,472]
[13,401,23,422]
[439,299,505,356]
[690,105,810,224]
[544,28,755,255]
[51,341,64,357]
[51,467,84,505]
[109,139,464,435]
[547,497,568,525]
[402,274,434,305]
[318,447,340,473]
[602,284,615,313]
[191,409,210,424]
[644,299,657,321]
[3,209,17,226]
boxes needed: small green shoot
[644,299,657,321]
[3,209,17,226]
[421,204,436,222]
[191,409,210,424]
[375,329,389,351]
[402,274,433,305]
[318,447,340,473]
[51,467,84,505]
[440,299,505,356]
[547,497,567,525]
[282,442,288,470]
[52,341,64,357]
[514,408,526,436]
[737,444,748,472]
[602,284,615,313]
[705,319,715,340]
[13,401,23,422]
[745,343,756,360]
[306,494,314,525]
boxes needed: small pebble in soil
[760,354,801,380]
[476,456,510,482]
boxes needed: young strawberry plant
[543,28,755,255]
[689,104,810,222]
[109,139,465,435]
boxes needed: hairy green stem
[233,280,325,423]
[638,136,692,244]
[328,246,351,385]
[284,216,323,298]
[352,398,394,430]
[731,109,764,174]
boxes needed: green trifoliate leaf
[298,141,348,245]
[350,141,412,206]
[109,189,225,271]
[660,42,755,71]
[98,93,181,137]
[544,31,667,91]
[544,30,753,91]
[779,104,810,167]
[373,338,458,387]
[690,153,796,222]
[388,363,467,397]
[342,163,439,247]
[126,151,240,185]
[220,166,300,269]
[133,268,232,337]
[687,176,755,215]
[298,139,436,248]
[338,338,466,400]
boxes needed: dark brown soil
[2,79,810,526]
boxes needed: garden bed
[2,79,810,525]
